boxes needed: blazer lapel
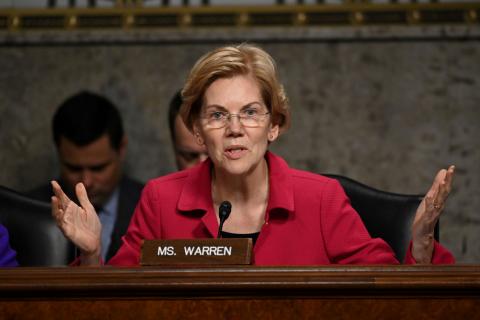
[177,159,218,238]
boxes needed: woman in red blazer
[51,44,455,266]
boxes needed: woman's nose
[225,114,243,135]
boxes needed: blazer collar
[176,151,295,236]
[177,160,218,237]
[265,151,295,214]
[177,159,213,213]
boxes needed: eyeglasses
[201,108,270,129]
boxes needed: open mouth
[224,145,248,159]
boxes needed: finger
[51,196,64,225]
[75,183,95,213]
[424,169,443,199]
[433,183,447,211]
[425,169,443,199]
[51,196,59,218]
[424,195,440,224]
[434,166,455,208]
[51,180,70,207]
[444,165,455,193]
[51,194,61,212]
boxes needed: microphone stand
[217,201,232,238]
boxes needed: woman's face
[194,74,279,177]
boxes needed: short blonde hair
[180,43,290,134]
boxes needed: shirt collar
[99,187,120,217]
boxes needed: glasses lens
[240,117,259,127]
[209,120,224,128]
[203,111,269,128]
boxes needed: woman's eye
[243,109,258,117]
[210,111,225,120]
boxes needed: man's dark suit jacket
[28,176,144,262]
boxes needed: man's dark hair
[53,91,124,150]
[168,90,182,144]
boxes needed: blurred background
[0,0,479,262]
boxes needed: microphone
[217,201,232,238]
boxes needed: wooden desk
[1,265,479,319]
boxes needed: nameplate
[140,238,252,266]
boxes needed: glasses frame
[200,109,271,129]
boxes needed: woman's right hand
[51,180,102,265]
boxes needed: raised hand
[51,180,102,265]
[411,165,455,263]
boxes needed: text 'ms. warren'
[157,245,233,256]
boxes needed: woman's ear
[192,124,205,146]
[267,124,279,142]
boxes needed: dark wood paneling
[1,265,479,319]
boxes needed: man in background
[168,90,208,170]
[29,91,143,262]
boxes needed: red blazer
[109,152,454,266]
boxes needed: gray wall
[0,26,479,262]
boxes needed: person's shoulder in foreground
[0,224,18,267]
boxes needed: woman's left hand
[411,165,455,263]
